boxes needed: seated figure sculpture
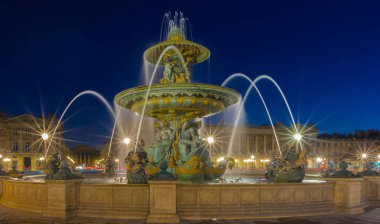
[178,120,201,163]
[48,160,81,180]
[9,164,23,178]
[323,161,336,177]
[160,53,191,84]
[361,162,379,176]
[149,121,175,164]
[275,148,306,183]
[330,161,359,178]
[104,155,117,176]
[45,153,81,180]
[265,147,306,183]
[126,139,149,184]
[45,153,61,179]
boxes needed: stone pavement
[0,205,380,224]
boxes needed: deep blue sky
[1,1,379,147]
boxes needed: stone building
[69,145,100,167]
[0,113,65,171]
[203,124,380,170]
[315,136,380,170]
[202,124,318,169]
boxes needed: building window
[25,129,30,135]
[13,142,18,152]
[13,129,18,135]
[25,142,30,152]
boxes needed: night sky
[1,1,379,147]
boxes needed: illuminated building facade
[0,113,65,171]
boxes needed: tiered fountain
[115,13,240,183]
[2,12,377,223]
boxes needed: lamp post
[294,133,302,152]
[115,159,120,171]
[207,136,215,162]
[38,157,45,169]
[123,137,131,146]
[361,153,368,171]
[40,133,49,170]
[123,137,131,171]
[123,137,131,153]
[3,158,11,171]
[41,133,49,141]
[41,133,49,154]
[316,157,323,174]
[250,155,255,170]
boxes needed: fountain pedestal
[147,181,179,223]
[364,176,380,206]
[0,176,9,197]
[44,180,82,219]
[326,178,367,215]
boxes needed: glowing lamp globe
[41,133,49,141]
[207,136,215,144]
[294,133,302,142]
[123,137,131,145]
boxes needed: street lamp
[294,133,302,153]
[294,133,302,142]
[316,157,323,174]
[123,137,131,145]
[37,157,45,170]
[41,133,49,141]
[361,153,368,171]
[115,159,120,171]
[3,158,11,171]
[206,136,215,162]
[207,136,215,144]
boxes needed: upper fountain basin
[115,83,241,120]
[143,39,210,65]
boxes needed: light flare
[207,136,215,144]
[41,133,49,141]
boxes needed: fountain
[2,12,378,223]
[115,13,240,183]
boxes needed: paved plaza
[0,205,380,224]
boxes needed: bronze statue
[125,139,149,184]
